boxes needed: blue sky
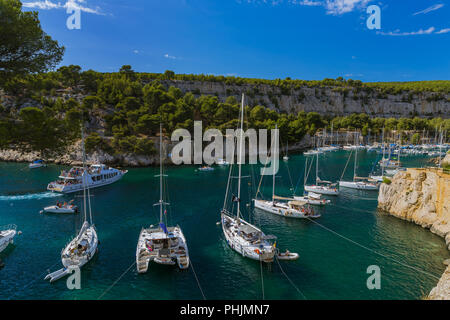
[22,0,450,82]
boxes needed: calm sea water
[0,150,448,300]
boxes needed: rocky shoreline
[378,159,450,299]
[0,134,312,167]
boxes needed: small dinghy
[40,200,78,214]
[277,250,299,261]
[29,159,46,169]
[198,166,214,172]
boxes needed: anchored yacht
[48,164,127,193]
[136,125,189,273]
[0,225,17,253]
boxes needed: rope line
[304,216,441,280]
[97,261,136,300]
[275,256,307,300]
[189,258,206,300]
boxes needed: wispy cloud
[378,27,437,36]
[324,0,371,15]
[436,28,450,34]
[164,53,178,60]
[22,0,104,15]
[240,0,372,15]
[413,3,444,16]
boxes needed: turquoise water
[0,150,448,300]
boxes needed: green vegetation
[0,0,64,86]
[382,177,392,185]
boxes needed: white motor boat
[48,164,127,193]
[40,200,78,214]
[0,225,17,253]
[136,124,190,273]
[29,159,46,169]
[45,126,98,283]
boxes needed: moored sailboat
[45,126,98,282]
[221,94,276,263]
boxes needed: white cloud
[133,50,140,54]
[436,28,450,34]
[324,0,371,15]
[413,4,444,16]
[241,0,372,15]
[164,53,177,60]
[378,27,436,36]
[22,0,103,15]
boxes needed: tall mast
[381,128,385,175]
[316,146,319,183]
[353,133,358,181]
[81,125,88,223]
[159,123,163,224]
[272,124,277,201]
[236,94,244,222]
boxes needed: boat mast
[353,133,358,181]
[81,126,87,224]
[236,94,245,222]
[272,124,277,201]
[316,144,319,183]
[381,128,385,176]
[159,123,163,224]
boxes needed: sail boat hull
[304,185,339,195]
[338,181,379,190]
[61,222,98,269]
[254,199,320,218]
[221,212,275,263]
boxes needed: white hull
[136,226,189,273]
[304,185,339,196]
[48,165,127,193]
[61,223,98,269]
[293,195,330,206]
[369,175,384,182]
[29,163,45,169]
[41,205,78,214]
[221,212,275,263]
[339,181,379,190]
[254,199,320,218]
[0,228,16,253]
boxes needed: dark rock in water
[0,259,4,269]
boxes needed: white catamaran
[48,164,127,194]
[136,125,189,273]
[221,94,277,263]
[45,127,98,282]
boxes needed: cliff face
[161,80,450,118]
[378,168,450,299]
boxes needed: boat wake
[0,192,63,201]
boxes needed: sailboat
[221,94,276,263]
[283,141,289,161]
[370,128,386,182]
[45,126,98,282]
[339,134,379,191]
[136,124,189,272]
[254,126,320,219]
[293,157,331,206]
[304,147,339,195]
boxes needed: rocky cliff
[378,168,450,299]
[160,80,450,118]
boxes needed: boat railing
[0,224,17,232]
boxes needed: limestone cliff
[378,168,450,299]
[160,80,450,118]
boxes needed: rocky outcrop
[378,168,450,299]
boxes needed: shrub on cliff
[382,177,392,185]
